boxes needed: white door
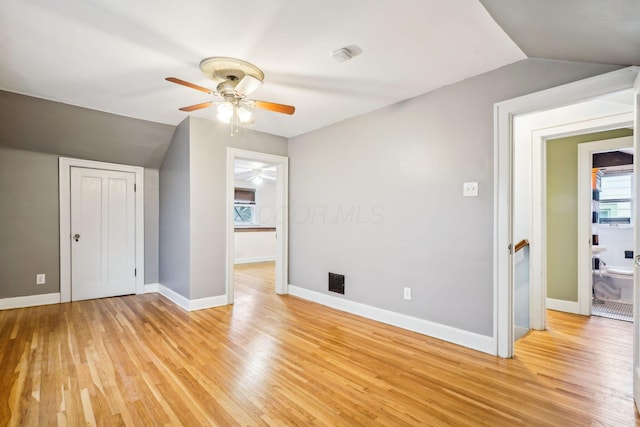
[633,72,640,410]
[70,167,136,301]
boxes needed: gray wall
[159,117,287,300]
[0,147,60,298]
[0,146,163,299]
[0,93,170,299]
[188,117,288,299]
[144,168,160,284]
[288,58,620,336]
[159,120,191,298]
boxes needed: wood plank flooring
[1,261,639,425]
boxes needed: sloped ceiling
[479,0,640,65]
[0,0,524,139]
[0,0,637,167]
[0,91,175,168]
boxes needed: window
[599,172,632,225]
[234,188,257,226]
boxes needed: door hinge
[134,268,137,277]
[134,183,137,192]
[508,243,513,254]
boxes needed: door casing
[60,157,145,302]
[495,66,640,358]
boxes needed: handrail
[514,239,530,253]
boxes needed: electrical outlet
[403,287,412,300]
[36,274,46,285]
[463,181,479,197]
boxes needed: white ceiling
[0,0,526,138]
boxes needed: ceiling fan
[236,167,276,185]
[166,57,295,134]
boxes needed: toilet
[593,266,634,304]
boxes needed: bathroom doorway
[577,136,634,322]
[511,95,635,343]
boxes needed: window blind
[234,188,256,204]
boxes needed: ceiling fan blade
[262,175,276,181]
[253,100,295,115]
[166,77,214,94]
[179,102,213,112]
[235,75,263,97]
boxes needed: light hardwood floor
[1,262,639,426]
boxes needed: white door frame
[225,148,289,304]
[577,136,634,316]
[495,66,639,358]
[528,115,634,328]
[59,157,145,303]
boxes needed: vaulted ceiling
[0,0,638,166]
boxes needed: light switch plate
[463,182,479,197]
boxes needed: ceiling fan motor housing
[199,57,265,83]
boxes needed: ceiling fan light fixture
[252,175,263,185]
[237,105,253,124]
[235,75,263,97]
[167,56,295,133]
[217,102,234,123]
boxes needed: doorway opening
[496,66,639,359]
[225,148,288,304]
[579,138,635,322]
[511,97,634,351]
[232,157,279,301]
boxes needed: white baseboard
[234,256,276,265]
[0,292,61,310]
[157,284,227,311]
[143,283,159,293]
[288,285,495,355]
[546,298,580,314]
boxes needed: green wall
[546,128,634,302]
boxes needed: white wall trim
[288,285,495,355]
[144,283,159,293]
[495,66,640,358]
[157,285,226,311]
[234,256,276,265]
[226,148,288,304]
[546,298,580,315]
[0,293,61,310]
[59,157,145,303]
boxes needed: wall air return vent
[328,272,345,294]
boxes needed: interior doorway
[511,99,634,348]
[225,148,288,304]
[495,66,640,358]
[578,137,635,322]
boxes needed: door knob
[74,233,80,242]
[635,255,640,267]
